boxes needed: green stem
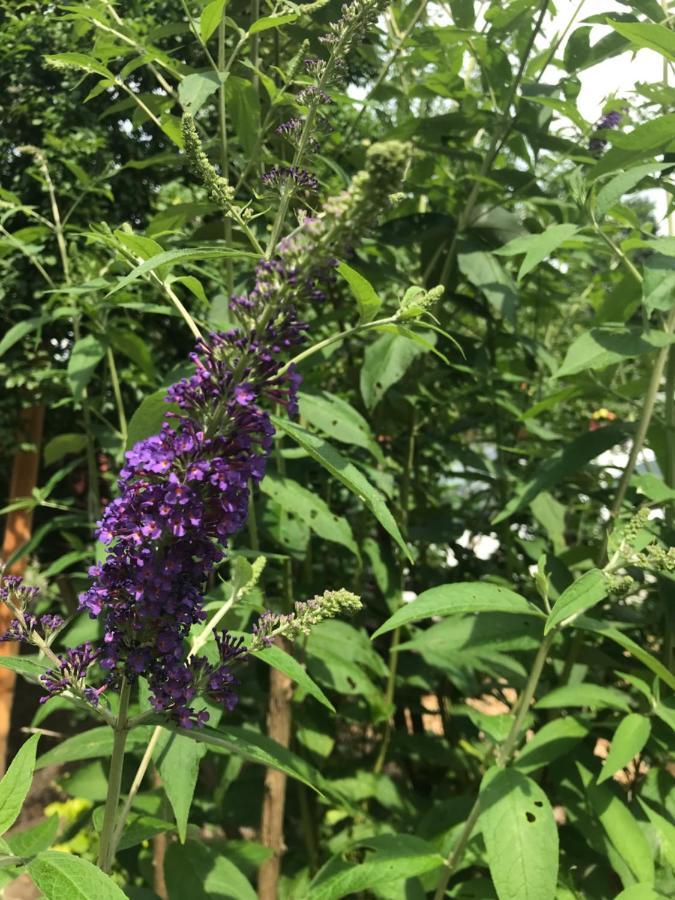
[589,210,643,285]
[609,308,675,521]
[97,679,131,873]
[277,315,398,376]
[250,0,260,92]
[110,725,162,856]
[439,0,550,286]
[374,412,416,775]
[432,630,556,899]
[218,11,234,295]
[150,273,203,340]
[342,0,429,145]
[432,798,481,900]
[247,479,260,550]
[106,347,128,447]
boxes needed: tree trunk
[257,639,294,900]
[0,406,44,775]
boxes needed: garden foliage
[0,0,674,898]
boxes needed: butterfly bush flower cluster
[0,0,409,728]
[589,108,624,155]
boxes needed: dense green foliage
[1,1,674,898]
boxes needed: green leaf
[536,683,631,712]
[0,734,39,835]
[0,316,47,358]
[110,330,155,379]
[336,261,383,324]
[598,714,651,784]
[272,417,411,561]
[298,390,383,461]
[493,425,628,523]
[171,724,323,793]
[252,644,335,712]
[154,731,206,843]
[0,656,48,678]
[6,815,59,857]
[554,327,675,378]
[480,767,558,900]
[200,0,227,41]
[43,434,88,466]
[179,71,221,115]
[107,812,174,852]
[45,52,112,79]
[107,247,255,296]
[608,21,675,61]
[165,841,256,900]
[249,13,298,33]
[614,887,669,900]
[577,762,654,883]
[530,492,566,554]
[360,332,427,410]
[638,798,675,869]
[495,224,579,281]
[515,717,589,774]
[28,851,127,900]
[595,164,661,219]
[308,834,443,900]
[260,473,359,557]
[371,583,544,640]
[591,114,675,179]
[67,334,106,399]
[545,569,607,633]
[457,250,517,320]
[643,253,675,312]
[574,616,675,690]
[126,388,180,449]
[225,76,260,156]
[37,727,151,769]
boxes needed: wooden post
[257,639,294,900]
[0,405,44,775]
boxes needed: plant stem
[374,412,416,774]
[432,630,556,898]
[432,798,481,900]
[218,10,235,295]
[610,307,675,521]
[343,0,429,145]
[110,725,162,854]
[97,679,131,873]
[277,315,398,376]
[150,273,203,340]
[106,347,128,447]
[439,0,550,286]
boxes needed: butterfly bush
[1,144,410,727]
[0,0,407,727]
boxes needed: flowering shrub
[0,2,673,899]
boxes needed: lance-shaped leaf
[252,643,335,712]
[480,767,559,900]
[308,834,443,900]
[272,417,411,561]
[372,583,544,639]
[598,714,651,784]
[495,223,579,281]
[336,261,383,323]
[0,734,40,835]
[169,723,324,793]
[545,568,607,633]
[28,852,127,900]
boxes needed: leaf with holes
[480,767,558,900]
